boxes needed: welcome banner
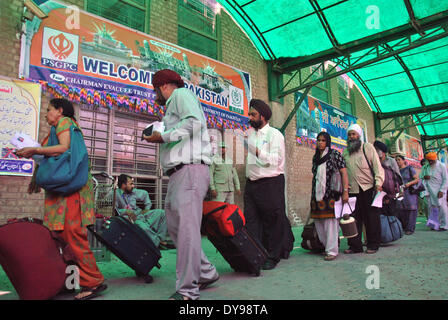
[295,92,358,153]
[402,133,424,168]
[20,0,251,130]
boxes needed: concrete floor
[1,216,447,301]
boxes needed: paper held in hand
[371,191,387,208]
[9,132,41,149]
[141,121,165,141]
[334,197,357,218]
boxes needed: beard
[154,88,167,106]
[347,138,362,154]
[250,119,262,129]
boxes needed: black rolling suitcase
[88,215,161,283]
[206,226,268,277]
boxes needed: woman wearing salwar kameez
[16,98,107,300]
[310,132,349,261]
[396,155,419,235]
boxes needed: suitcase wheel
[135,271,154,284]
[143,274,154,283]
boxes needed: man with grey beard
[342,124,385,254]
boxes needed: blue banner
[295,92,358,152]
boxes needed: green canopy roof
[217,0,448,141]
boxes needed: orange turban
[425,152,437,161]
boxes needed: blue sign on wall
[0,159,34,175]
[295,92,358,151]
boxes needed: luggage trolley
[88,172,115,262]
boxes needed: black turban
[249,99,272,121]
[152,69,185,88]
[374,140,388,153]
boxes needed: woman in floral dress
[17,98,106,300]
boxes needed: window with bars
[311,84,330,104]
[178,0,219,59]
[79,105,166,209]
[339,97,353,115]
[310,65,330,103]
[86,0,148,33]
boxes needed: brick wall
[0,1,41,223]
[149,0,178,44]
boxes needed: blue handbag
[36,125,89,195]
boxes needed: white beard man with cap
[342,124,385,254]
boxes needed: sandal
[169,292,191,300]
[324,254,337,261]
[198,276,220,290]
[74,283,107,300]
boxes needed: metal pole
[280,86,311,134]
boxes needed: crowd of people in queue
[15,69,448,300]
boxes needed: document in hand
[141,121,165,141]
[9,132,41,149]
[371,191,387,208]
[334,197,357,218]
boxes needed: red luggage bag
[202,201,246,236]
[0,218,72,300]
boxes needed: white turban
[347,123,364,141]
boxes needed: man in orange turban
[421,152,448,230]
[425,152,438,162]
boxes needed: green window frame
[337,76,354,115]
[85,0,150,33]
[311,82,330,104]
[177,0,220,60]
[309,65,330,103]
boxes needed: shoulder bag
[36,125,89,195]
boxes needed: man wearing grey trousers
[143,69,219,300]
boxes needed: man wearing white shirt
[244,99,294,270]
[420,152,448,230]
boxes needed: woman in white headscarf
[310,132,349,261]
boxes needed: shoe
[74,283,107,300]
[198,275,219,290]
[405,231,413,235]
[365,249,378,254]
[169,292,191,300]
[159,240,176,250]
[261,260,277,270]
[438,228,447,232]
[343,249,362,254]
[324,254,337,261]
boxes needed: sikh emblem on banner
[41,27,79,72]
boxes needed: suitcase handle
[204,204,227,217]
